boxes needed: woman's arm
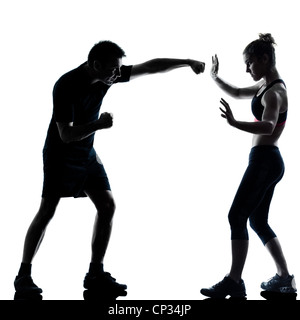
[211,55,262,99]
[219,94,280,135]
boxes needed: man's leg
[22,197,60,264]
[84,189,115,265]
[83,188,126,293]
[15,197,60,293]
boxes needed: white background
[0,0,299,300]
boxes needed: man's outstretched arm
[130,58,205,80]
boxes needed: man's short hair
[88,40,126,67]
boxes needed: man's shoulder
[54,63,87,90]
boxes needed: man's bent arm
[130,58,205,80]
[57,112,113,143]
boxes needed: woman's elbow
[263,121,276,135]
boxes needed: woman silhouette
[201,34,296,299]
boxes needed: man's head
[88,41,126,85]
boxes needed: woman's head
[243,34,277,81]
[243,33,276,68]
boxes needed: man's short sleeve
[115,65,132,83]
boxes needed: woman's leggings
[228,145,284,245]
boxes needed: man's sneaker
[14,275,42,294]
[261,274,297,293]
[84,271,127,293]
[201,276,246,299]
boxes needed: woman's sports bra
[251,79,287,126]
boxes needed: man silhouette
[14,40,205,297]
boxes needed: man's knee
[91,192,116,222]
[37,197,59,221]
[85,189,116,221]
[99,196,116,220]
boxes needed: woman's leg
[229,240,249,283]
[265,237,289,277]
[227,163,263,282]
[249,178,289,277]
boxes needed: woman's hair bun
[258,33,276,45]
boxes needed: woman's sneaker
[261,274,297,293]
[14,275,42,294]
[201,276,246,299]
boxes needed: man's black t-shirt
[42,63,132,198]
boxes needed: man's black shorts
[42,157,111,198]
